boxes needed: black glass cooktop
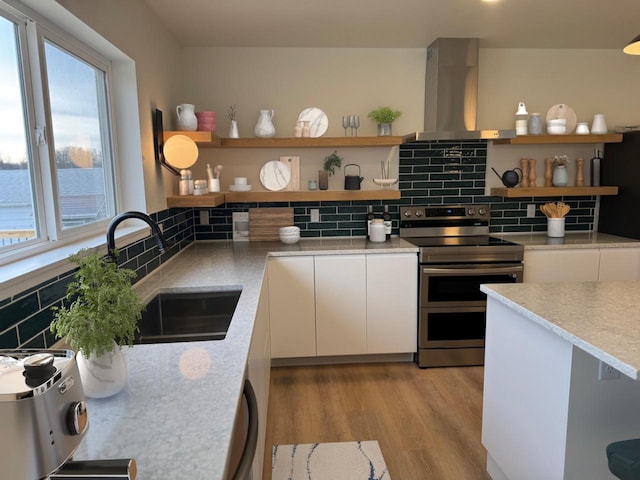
[402,236,521,248]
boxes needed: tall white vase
[77,341,127,398]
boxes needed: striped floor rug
[272,440,390,480]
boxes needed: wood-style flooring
[263,362,491,479]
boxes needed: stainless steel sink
[135,289,241,344]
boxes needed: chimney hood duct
[403,38,515,142]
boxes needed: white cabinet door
[267,256,316,358]
[315,255,367,356]
[366,253,417,354]
[598,248,640,280]
[523,249,600,283]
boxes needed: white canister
[209,178,220,192]
[515,102,529,135]
[547,217,565,238]
[591,114,608,134]
[369,219,386,242]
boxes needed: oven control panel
[400,205,489,219]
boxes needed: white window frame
[0,0,148,299]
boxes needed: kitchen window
[0,3,116,264]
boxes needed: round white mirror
[163,134,198,169]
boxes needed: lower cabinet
[267,253,417,359]
[524,247,640,283]
[315,255,367,356]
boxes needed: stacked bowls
[195,111,216,132]
[546,118,567,135]
[279,226,300,244]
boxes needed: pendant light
[623,34,640,55]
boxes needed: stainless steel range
[399,205,524,368]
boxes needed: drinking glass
[342,116,349,136]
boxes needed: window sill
[0,226,150,300]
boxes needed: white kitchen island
[480,281,640,480]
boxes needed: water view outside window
[0,15,38,248]
[44,40,112,229]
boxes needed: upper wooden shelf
[163,131,402,148]
[166,189,400,207]
[490,186,619,198]
[492,133,623,145]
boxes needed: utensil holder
[547,217,565,238]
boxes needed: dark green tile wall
[2,141,596,349]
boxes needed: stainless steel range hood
[403,38,515,142]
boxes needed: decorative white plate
[546,104,578,134]
[163,134,198,169]
[260,160,291,191]
[229,184,252,192]
[297,107,328,137]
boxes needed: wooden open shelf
[166,189,400,207]
[163,131,402,148]
[167,193,226,208]
[490,186,618,198]
[492,134,622,145]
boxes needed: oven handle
[422,265,523,276]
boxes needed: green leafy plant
[51,249,144,357]
[323,150,343,176]
[367,106,402,124]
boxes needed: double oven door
[418,262,523,367]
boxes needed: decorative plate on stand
[297,108,329,137]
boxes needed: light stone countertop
[72,238,417,480]
[495,231,640,250]
[481,281,640,380]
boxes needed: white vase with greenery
[51,249,144,399]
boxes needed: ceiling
[143,0,640,50]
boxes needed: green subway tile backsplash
[3,140,597,350]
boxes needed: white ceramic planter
[77,341,127,398]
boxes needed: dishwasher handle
[232,378,258,480]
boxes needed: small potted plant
[51,248,144,398]
[367,106,403,136]
[227,104,239,138]
[319,150,343,190]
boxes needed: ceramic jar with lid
[369,219,386,242]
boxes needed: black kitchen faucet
[106,211,168,262]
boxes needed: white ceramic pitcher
[176,104,197,131]
[254,109,276,138]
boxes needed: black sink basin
[135,289,241,344]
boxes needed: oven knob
[414,210,423,217]
[467,208,475,216]
[403,210,412,217]
[478,208,487,216]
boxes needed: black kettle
[492,167,522,188]
[344,164,364,190]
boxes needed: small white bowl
[279,226,300,234]
[547,125,567,135]
[280,234,300,244]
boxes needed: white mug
[234,177,247,185]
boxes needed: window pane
[44,40,113,230]
[0,15,38,249]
